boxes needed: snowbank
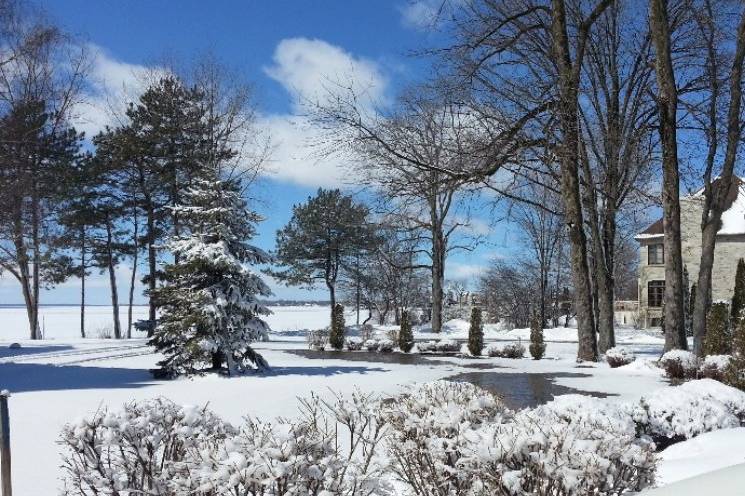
[656,428,745,485]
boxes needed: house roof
[636,177,745,240]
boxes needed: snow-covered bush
[180,392,390,495]
[381,381,509,494]
[382,383,656,495]
[364,339,379,352]
[59,398,234,495]
[345,338,363,351]
[60,394,392,496]
[377,339,395,353]
[464,396,656,495]
[699,355,732,381]
[417,339,460,353]
[486,342,525,358]
[307,328,328,351]
[632,379,745,446]
[659,349,699,379]
[605,347,636,368]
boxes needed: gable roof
[636,177,745,240]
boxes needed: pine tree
[329,303,346,350]
[149,177,271,376]
[468,307,484,356]
[272,189,375,327]
[726,316,745,390]
[731,258,745,325]
[529,311,546,359]
[399,310,414,353]
[704,302,731,356]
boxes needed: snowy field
[0,305,743,494]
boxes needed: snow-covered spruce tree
[399,310,414,353]
[732,258,745,325]
[704,302,731,356]
[468,307,483,356]
[149,177,272,376]
[529,311,546,360]
[329,303,345,350]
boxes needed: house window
[648,244,664,265]
[648,280,665,307]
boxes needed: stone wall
[638,197,745,327]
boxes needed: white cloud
[264,37,387,112]
[260,37,389,188]
[398,0,448,30]
[445,262,485,283]
[259,114,355,188]
[72,44,168,138]
[73,39,386,189]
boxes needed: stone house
[635,179,745,328]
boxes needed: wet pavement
[445,371,613,409]
[287,349,613,410]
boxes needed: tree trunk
[127,206,139,339]
[551,0,599,361]
[106,216,122,339]
[691,10,745,356]
[431,225,445,333]
[147,207,157,336]
[80,226,86,339]
[650,0,687,351]
[327,281,336,324]
[31,180,41,340]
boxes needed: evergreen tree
[123,76,214,332]
[726,316,745,390]
[689,282,697,337]
[149,177,271,376]
[272,189,374,325]
[731,258,745,325]
[529,311,546,359]
[468,307,484,356]
[683,266,692,336]
[704,302,731,356]
[399,310,414,353]
[329,303,346,350]
[0,99,81,338]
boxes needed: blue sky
[0,0,523,304]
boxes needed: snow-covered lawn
[0,305,740,494]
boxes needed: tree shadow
[0,362,155,394]
[0,345,74,360]
[257,365,388,377]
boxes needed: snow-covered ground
[0,306,740,494]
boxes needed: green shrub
[726,317,745,390]
[529,313,546,360]
[704,302,731,356]
[468,307,484,356]
[329,304,345,350]
[399,310,414,353]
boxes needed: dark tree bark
[650,0,688,351]
[691,6,745,356]
[105,214,122,339]
[80,226,86,338]
[551,0,613,361]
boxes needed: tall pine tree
[150,177,272,376]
